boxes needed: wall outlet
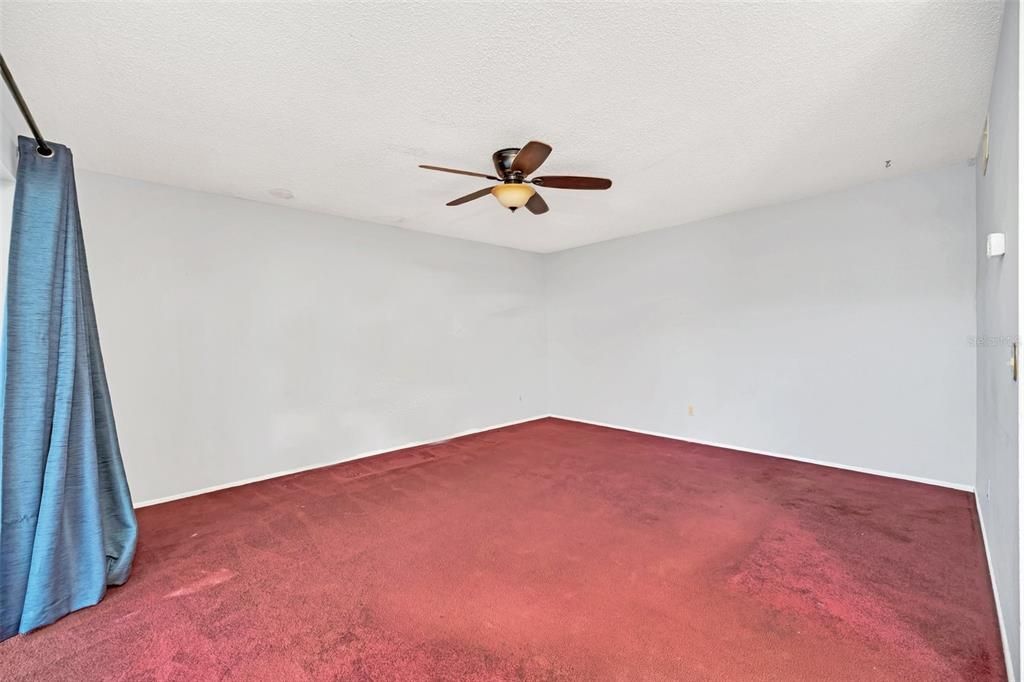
[687,405,695,416]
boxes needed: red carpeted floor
[0,418,1006,681]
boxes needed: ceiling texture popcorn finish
[0,1,1003,252]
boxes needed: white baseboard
[138,413,974,507]
[549,415,975,493]
[975,496,1017,682]
[133,414,549,508]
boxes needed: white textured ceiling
[0,1,1004,252]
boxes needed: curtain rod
[0,53,53,157]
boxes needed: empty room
[0,1,1021,680]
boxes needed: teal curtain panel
[0,136,137,640]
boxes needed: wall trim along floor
[133,414,549,508]
[977,494,1018,682]
[139,413,976,508]
[548,415,976,493]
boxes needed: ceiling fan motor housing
[492,148,524,181]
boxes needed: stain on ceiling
[0,1,1004,252]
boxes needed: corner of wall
[540,251,554,417]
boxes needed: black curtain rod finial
[0,52,53,157]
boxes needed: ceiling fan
[419,141,612,214]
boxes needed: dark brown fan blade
[531,175,612,190]
[446,187,494,206]
[420,165,500,180]
[511,141,552,176]
[525,192,549,215]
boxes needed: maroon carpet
[0,418,1005,680]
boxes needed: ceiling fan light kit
[419,140,612,215]
[491,183,535,211]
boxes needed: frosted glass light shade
[491,183,535,209]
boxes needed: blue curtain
[0,136,137,640]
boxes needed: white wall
[976,1,1021,678]
[0,136,984,496]
[74,171,547,504]
[546,163,977,488]
[0,91,17,308]
[0,108,16,182]
[0,41,18,184]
